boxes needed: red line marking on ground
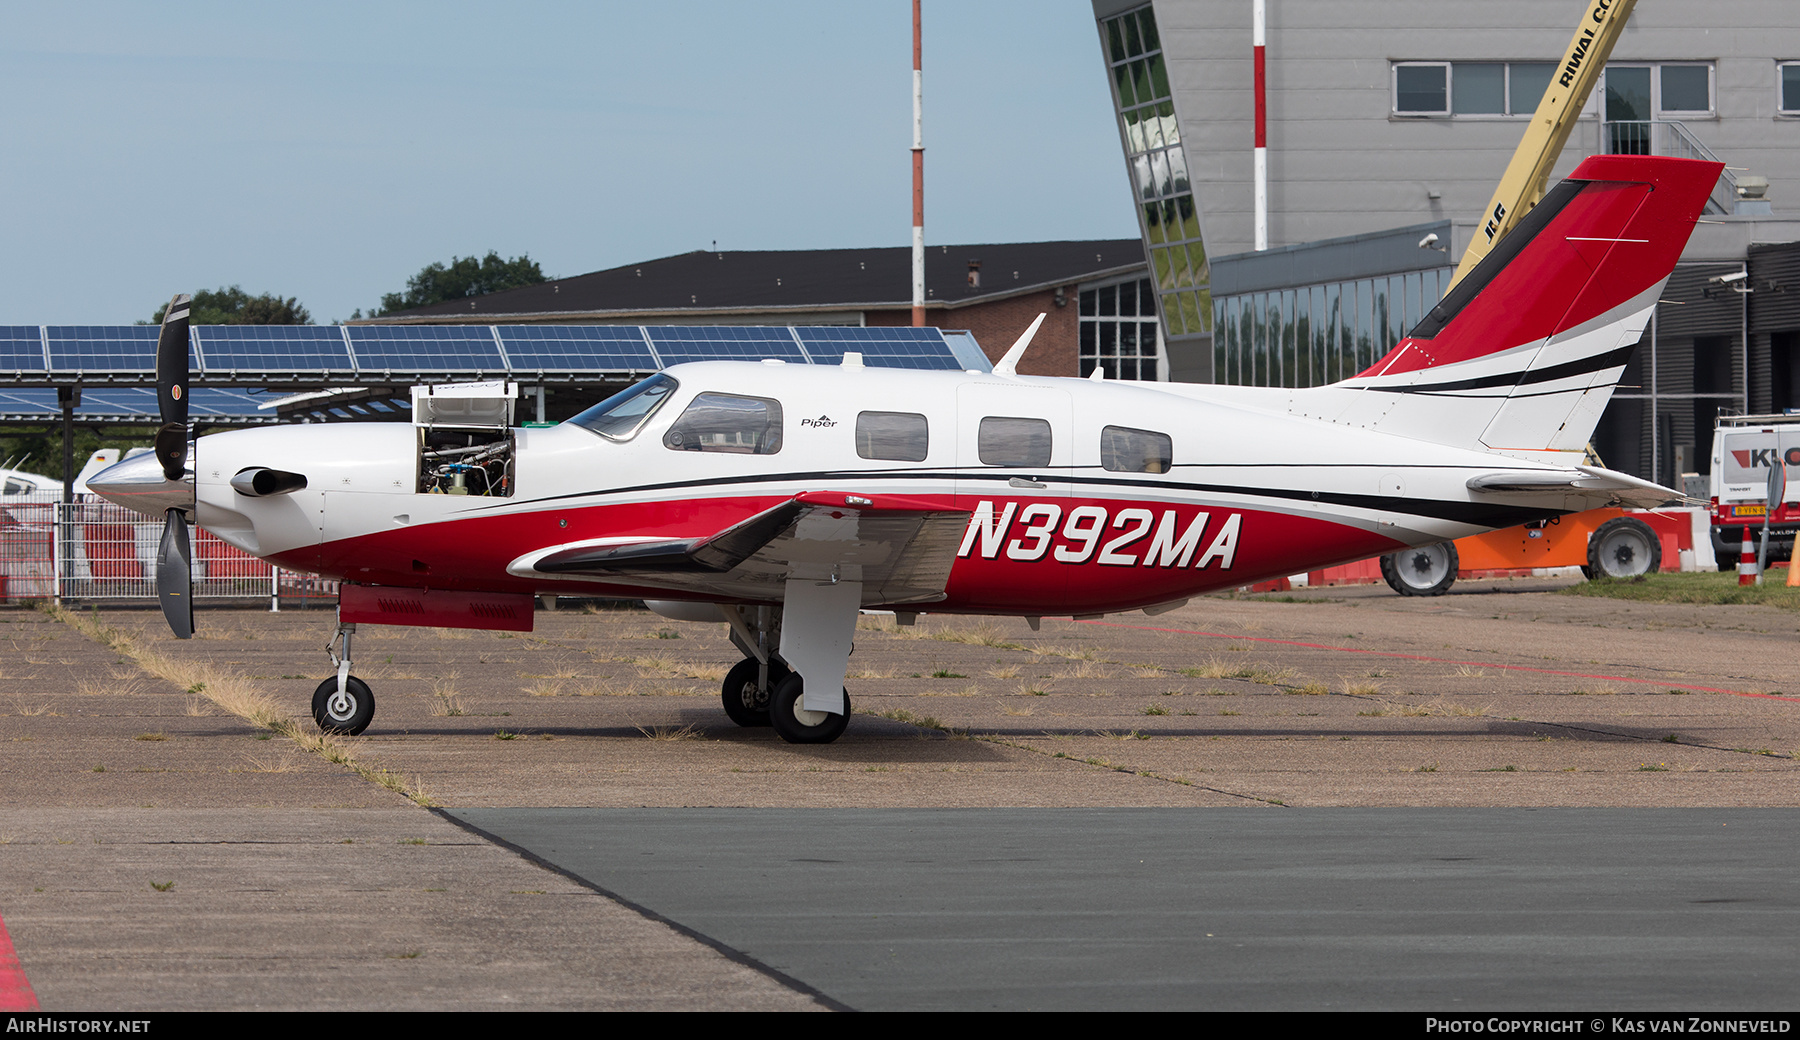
[1075,619,1800,703]
[0,911,40,1011]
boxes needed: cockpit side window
[567,373,678,441]
[664,393,784,454]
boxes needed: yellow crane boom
[1448,0,1638,289]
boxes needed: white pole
[912,0,925,326]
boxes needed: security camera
[1710,271,1748,285]
[1418,233,1439,249]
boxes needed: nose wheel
[312,675,374,735]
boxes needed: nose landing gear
[311,620,374,735]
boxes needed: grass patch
[1564,571,1800,610]
[50,605,435,807]
[635,723,701,741]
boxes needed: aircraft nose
[87,450,195,517]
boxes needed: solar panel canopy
[1,324,984,386]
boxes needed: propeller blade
[155,293,192,481]
[157,507,194,640]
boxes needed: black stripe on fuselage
[461,467,1567,529]
[1361,342,1636,395]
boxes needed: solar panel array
[0,387,280,421]
[0,324,980,384]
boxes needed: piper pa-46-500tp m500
[91,155,1717,744]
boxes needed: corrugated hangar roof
[371,239,1148,322]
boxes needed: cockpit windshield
[566,373,679,441]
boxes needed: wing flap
[515,493,971,605]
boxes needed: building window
[1604,64,1714,120]
[1394,63,1448,114]
[1779,62,1800,115]
[1100,3,1211,345]
[1603,64,1716,154]
[1080,277,1164,381]
[1393,62,1558,117]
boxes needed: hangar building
[1092,0,1800,485]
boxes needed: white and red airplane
[91,155,1717,744]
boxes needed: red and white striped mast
[1253,0,1268,251]
[911,0,926,326]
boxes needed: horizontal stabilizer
[1466,465,1682,510]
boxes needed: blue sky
[0,1,1138,325]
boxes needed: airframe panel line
[1076,618,1800,703]
[426,806,850,1012]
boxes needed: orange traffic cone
[1739,526,1758,586]
[1788,552,1800,587]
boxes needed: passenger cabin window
[664,393,783,454]
[978,417,1052,467]
[1101,425,1172,474]
[568,373,677,441]
[856,411,928,462]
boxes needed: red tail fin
[1300,156,1719,459]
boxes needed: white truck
[1708,414,1800,568]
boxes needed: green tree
[148,286,312,325]
[375,251,546,315]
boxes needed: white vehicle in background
[1709,415,1800,568]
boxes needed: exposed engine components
[419,427,514,497]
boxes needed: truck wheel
[1588,517,1661,579]
[1380,542,1458,596]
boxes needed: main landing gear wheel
[1380,541,1458,597]
[721,658,791,728]
[1588,516,1661,579]
[768,673,850,745]
[312,676,374,735]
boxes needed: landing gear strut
[720,603,853,743]
[312,620,374,735]
[720,605,786,728]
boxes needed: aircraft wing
[509,491,972,605]
[1466,465,1683,510]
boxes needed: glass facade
[1211,268,1451,388]
[1100,4,1211,344]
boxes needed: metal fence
[0,496,334,606]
